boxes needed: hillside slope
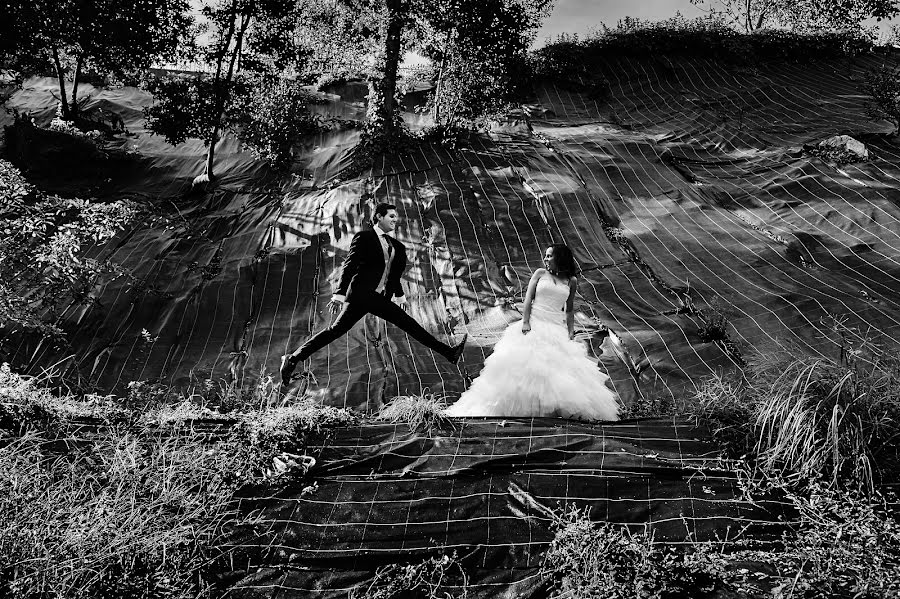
[3,52,900,414]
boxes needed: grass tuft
[692,334,900,493]
[378,392,456,434]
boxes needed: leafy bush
[691,331,900,493]
[863,64,900,135]
[0,159,137,340]
[238,78,325,170]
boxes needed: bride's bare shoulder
[531,268,547,279]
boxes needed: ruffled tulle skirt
[446,316,621,421]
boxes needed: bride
[446,244,621,421]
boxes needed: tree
[144,0,306,185]
[328,0,551,142]
[0,0,192,121]
[689,0,899,33]
[418,0,550,130]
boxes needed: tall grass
[0,363,358,598]
[378,392,456,434]
[0,431,244,598]
[693,337,900,493]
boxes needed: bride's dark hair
[547,243,578,277]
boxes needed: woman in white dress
[446,244,621,420]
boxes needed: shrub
[542,487,900,599]
[237,78,325,170]
[863,64,900,135]
[770,483,900,598]
[530,17,876,94]
[0,159,137,340]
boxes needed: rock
[818,135,869,160]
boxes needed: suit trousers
[296,291,452,360]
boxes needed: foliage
[0,158,137,341]
[143,73,241,147]
[351,553,469,599]
[697,301,731,343]
[143,0,308,180]
[691,323,900,493]
[530,15,878,94]
[416,0,547,130]
[863,63,900,135]
[689,0,899,33]
[0,0,193,120]
[0,362,363,598]
[542,505,728,598]
[292,0,380,85]
[239,78,325,170]
[380,392,456,434]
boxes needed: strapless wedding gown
[446,272,620,420]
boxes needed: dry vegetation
[0,365,356,598]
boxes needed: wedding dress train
[446,272,620,420]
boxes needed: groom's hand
[327,298,344,314]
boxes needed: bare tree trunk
[200,0,239,184]
[70,53,83,116]
[376,0,405,138]
[51,47,71,121]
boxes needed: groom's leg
[292,300,367,361]
[368,294,453,359]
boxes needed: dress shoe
[280,354,299,386]
[449,334,468,365]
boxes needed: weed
[0,430,252,599]
[350,553,469,599]
[541,504,728,598]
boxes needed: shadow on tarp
[221,416,795,598]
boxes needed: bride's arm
[521,268,545,334]
[566,276,577,340]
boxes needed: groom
[280,202,467,385]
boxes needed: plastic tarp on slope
[223,417,793,597]
[4,55,900,411]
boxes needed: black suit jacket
[336,229,407,302]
